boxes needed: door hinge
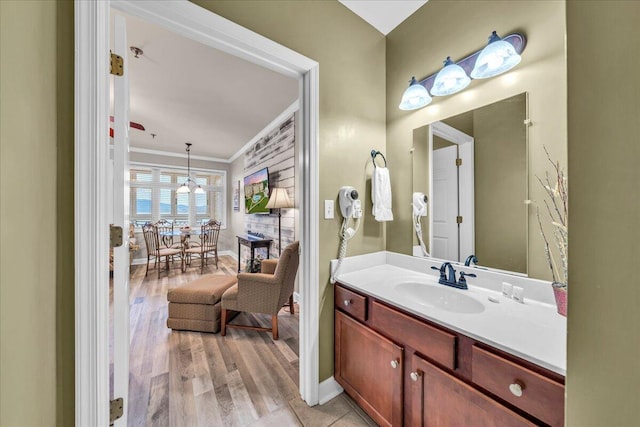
[456,216,463,224]
[110,51,124,76]
[110,225,124,248]
[110,397,124,425]
[455,158,462,166]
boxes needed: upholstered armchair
[221,241,299,340]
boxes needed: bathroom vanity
[332,252,566,427]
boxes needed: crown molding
[129,146,230,163]
[127,99,299,165]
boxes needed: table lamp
[265,187,293,256]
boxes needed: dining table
[158,228,202,251]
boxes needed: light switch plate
[324,200,334,219]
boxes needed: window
[130,166,226,228]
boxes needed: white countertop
[333,252,567,375]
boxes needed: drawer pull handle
[390,359,399,369]
[343,299,351,306]
[509,381,525,397]
[410,371,421,382]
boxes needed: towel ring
[371,150,387,168]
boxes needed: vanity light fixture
[398,77,432,110]
[177,143,205,194]
[431,56,471,96]
[398,31,526,111]
[470,31,522,79]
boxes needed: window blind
[130,166,226,227]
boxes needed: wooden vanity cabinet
[334,283,565,427]
[335,310,404,427]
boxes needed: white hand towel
[372,167,394,222]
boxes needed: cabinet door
[409,354,536,427]
[335,311,403,427]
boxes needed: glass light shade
[265,187,292,209]
[194,186,205,194]
[176,183,190,194]
[398,77,432,110]
[431,57,471,96]
[471,31,522,79]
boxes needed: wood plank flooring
[120,255,376,426]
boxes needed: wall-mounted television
[244,167,270,214]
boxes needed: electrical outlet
[502,282,513,298]
[513,286,525,303]
[324,200,334,219]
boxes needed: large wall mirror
[412,92,528,275]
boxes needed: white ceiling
[110,11,298,160]
[110,3,429,161]
[339,0,429,35]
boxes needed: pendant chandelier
[177,143,205,194]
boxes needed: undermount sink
[395,282,485,314]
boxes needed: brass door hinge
[110,397,123,425]
[110,225,123,248]
[110,51,124,76]
[456,216,463,224]
[455,158,462,166]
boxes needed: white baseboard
[131,258,147,266]
[318,376,344,405]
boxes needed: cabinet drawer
[335,285,367,322]
[472,346,565,426]
[370,301,456,370]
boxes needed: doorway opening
[75,1,319,424]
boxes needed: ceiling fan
[109,115,145,138]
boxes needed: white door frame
[111,14,131,426]
[429,121,475,261]
[74,1,320,425]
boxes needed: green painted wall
[386,0,567,281]
[473,94,527,273]
[565,1,640,425]
[56,2,75,425]
[1,1,59,425]
[189,0,388,382]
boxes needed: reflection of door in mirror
[412,93,528,275]
[431,123,474,262]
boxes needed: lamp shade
[176,183,190,194]
[431,57,471,96]
[265,187,292,209]
[194,186,205,194]
[471,31,521,79]
[398,77,432,110]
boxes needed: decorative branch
[534,146,568,286]
[536,207,559,283]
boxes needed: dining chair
[183,220,221,273]
[142,222,182,278]
[154,219,181,249]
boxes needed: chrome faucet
[431,262,477,290]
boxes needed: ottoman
[167,274,238,333]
